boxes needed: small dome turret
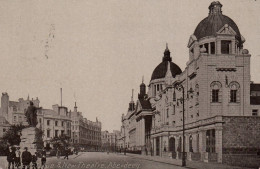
[151,44,182,81]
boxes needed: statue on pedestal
[25,101,38,127]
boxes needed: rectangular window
[252,109,258,116]
[14,116,16,122]
[212,90,219,102]
[204,43,209,53]
[166,109,169,118]
[221,40,231,54]
[47,120,50,126]
[55,121,58,126]
[55,130,58,137]
[172,105,175,115]
[230,90,237,103]
[47,130,50,138]
[157,85,159,91]
[210,42,215,54]
[62,121,64,127]
[61,130,64,136]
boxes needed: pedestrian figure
[22,147,32,169]
[15,147,21,168]
[7,146,15,169]
[63,147,69,160]
[41,148,46,169]
[56,148,60,159]
[32,152,38,169]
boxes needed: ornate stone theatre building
[120,1,260,167]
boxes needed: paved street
[0,152,256,169]
[44,152,185,169]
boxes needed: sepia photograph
[0,0,260,169]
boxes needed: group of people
[7,146,46,169]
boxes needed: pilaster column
[142,118,145,146]
[215,127,223,163]
[216,39,221,55]
[200,130,207,153]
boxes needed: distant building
[0,116,10,138]
[37,105,72,148]
[101,130,120,152]
[71,102,102,151]
[0,93,40,125]
[0,93,102,152]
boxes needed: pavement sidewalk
[117,153,255,169]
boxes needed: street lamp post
[174,83,194,167]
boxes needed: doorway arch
[169,137,176,158]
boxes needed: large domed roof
[151,45,182,81]
[194,1,242,47]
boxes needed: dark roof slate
[139,99,152,110]
[151,61,182,81]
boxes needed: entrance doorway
[169,137,176,158]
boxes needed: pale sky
[0,0,259,132]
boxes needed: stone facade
[37,105,72,148]
[119,1,260,168]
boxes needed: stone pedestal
[20,127,37,154]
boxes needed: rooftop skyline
[0,0,260,132]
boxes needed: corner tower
[187,1,251,117]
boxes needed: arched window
[210,82,222,103]
[229,82,240,103]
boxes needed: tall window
[55,130,58,137]
[230,90,237,102]
[221,40,231,54]
[229,82,240,103]
[55,121,58,126]
[210,82,222,103]
[206,129,215,153]
[195,84,199,104]
[47,120,50,126]
[47,130,50,138]
[166,108,169,118]
[14,116,17,122]
[210,42,215,54]
[212,90,219,102]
